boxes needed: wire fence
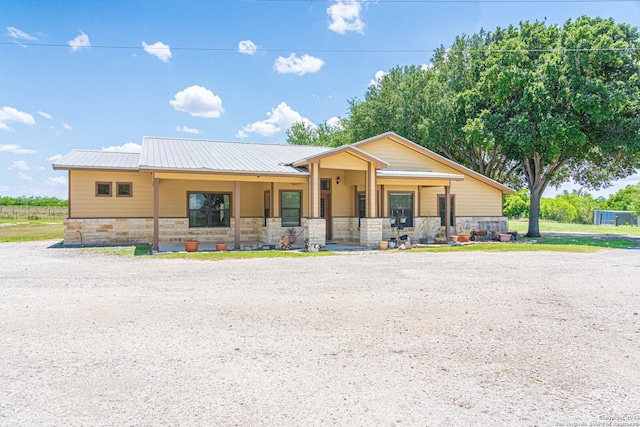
[0,206,67,220]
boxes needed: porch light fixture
[336,176,340,184]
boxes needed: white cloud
[239,102,313,137]
[62,123,72,131]
[274,54,324,76]
[101,142,142,153]
[176,125,201,134]
[0,106,36,132]
[47,154,63,162]
[170,85,225,118]
[327,1,365,35]
[369,70,387,86]
[19,172,34,182]
[142,41,172,62]
[68,31,91,51]
[0,144,37,154]
[38,111,53,120]
[238,40,257,55]
[9,160,30,171]
[46,176,68,187]
[7,26,37,41]
[327,116,342,129]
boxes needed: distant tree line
[0,196,68,207]
[504,183,640,224]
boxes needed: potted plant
[456,222,472,243]
[215,242,227,251]
[434,231,447,244]
[184,238,199,252]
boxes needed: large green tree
[288,17,640,237]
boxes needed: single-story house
[53,132,514,250]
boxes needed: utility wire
[2,41,639,53]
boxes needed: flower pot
[184,241,199,252]
[288,235,297,244]
[499,233,512,242]
[215,243,227,251]
[457,233,470,243]
[434,236,447,244]
[450,235,459,243]
[379,241,388,250]
[388,241,397,249]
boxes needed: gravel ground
[1,240,639,426]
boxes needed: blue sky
[1,0,639,199]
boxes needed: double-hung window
[281,191,301,227]
[389,193,414,228]
[188,193,231,227]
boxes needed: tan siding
[70,170,153,218]
[320,168,354,217]
[359,138,434,170]
[273,182,309,218]
[158,180,273,218]
[420,181,503,217]
[319,152,368,170]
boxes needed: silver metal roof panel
[139,137,331,174]
[52,150,140,170]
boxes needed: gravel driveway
[1,241,639,426]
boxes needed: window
[188,193,231,227]
[281,191,301,227]
[116,182,132,197]
[320,179,331,190]
[438,195,456,226]
[389,193,414,228]
[264,191,270,227]
[357,192,366,227]
[96,182,111,197]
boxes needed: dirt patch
[1,240,639,425]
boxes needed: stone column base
[360,218,383,247]
[303,218,326,247]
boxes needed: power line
[2,41,639,54]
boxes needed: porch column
[234,181,241,250]
[444,184,451,240]
[309,162,320,218]
[366,162,377,217]
[153,177,159,252]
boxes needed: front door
[320,179,332,241]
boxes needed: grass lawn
[0,219,64,242]
[414,235,637,253]
[509,219,640,236]
[83,245,337,260]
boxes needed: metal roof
[139,137,331,174]
[378,169,465,180]
[52,150,140,170]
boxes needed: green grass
[509,219,640,236]
[0,220,64,242]
[154,249,336,260]
[81,245,336,260]
[413,235,637,253]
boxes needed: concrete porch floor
[158,240,372,253]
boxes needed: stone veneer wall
[359,218,382,247]
[303,218,326,247]
[331,217,359,242]
[382,216,509,242]
[64,217,264,246]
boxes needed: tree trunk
[526,189,542,238]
